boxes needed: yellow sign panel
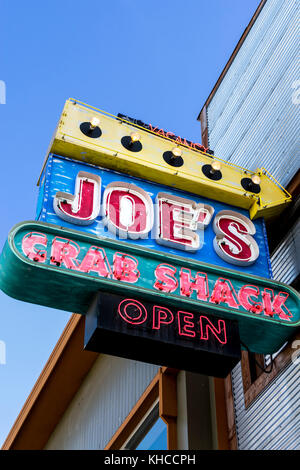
[38,99,291,220]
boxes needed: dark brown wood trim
[286,169,300,198]
[159,368,178,450]
[1,314,99,450]
[197,0,267,120]
[224,374,238,450]
[243,331,300,409]
[240,350,252,396]
[199,106,209,149]
[213,378,230,450]
[166,418,177,451]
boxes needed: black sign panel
[84,292,241,378]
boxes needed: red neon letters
[179,268,209,301]
[53,174,259,266]
[102,182,154,239]
[199,316,227,344]
[78,246,112,277]
[156,193,214,252]
[118,298,147,325]
[262,288,292,320]
[213,211,259,266]
[148,124,208,153]
[118,298,228,344]
[154,264,178,292]
[238,285,263,314]
[50,237,80,269]
[153,305,174,329]
[22,232,47,263]
[21,232,291,322]
[53,172,101,225]
[210,278,239,309]
[113,252,140,283]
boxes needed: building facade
[2,0,299,451]
[199,0,299,450]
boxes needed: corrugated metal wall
[271,219,300,284]
[207,0,299,188]
[230,238,300,450]
[45,355,158,450]
[206,0,300,450]
[231,361,299,450]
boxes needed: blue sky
[0,0,260,446]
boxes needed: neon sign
[84,292,241,378]
[53,171,101,225]
[102,182,154,240]
[117,113,212,154]
[0,99,294,378]
[37,155,269,277]
[54,173,257,259]
[1,221,299,354]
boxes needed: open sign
[84,292,241,378]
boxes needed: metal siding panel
[237,371,299,447]
[207,0,299,187]
[231,361,300,450]
[271,424,300,450]
[211,39,298,179]
[208,0,285,131]
[44,355,158,449]
[207,1,300,449]
[209,0,293,143]
[271,220,300,284]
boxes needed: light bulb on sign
[210,160,221,173]
[240,173,261,193]
[130,132,141,144]
[89,117,100,130]
[251,174,261,185]
[171,147,183,159]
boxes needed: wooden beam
[159,368,178,450]
[224,374,238,450]
[213,378,230,449]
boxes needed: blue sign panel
[36,154,272,278]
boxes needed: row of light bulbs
[85,117,261,188]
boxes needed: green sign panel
[1,221,299,354]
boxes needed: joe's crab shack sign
[0,100,298,377]
[0,155,299,356]
[35,155,271,277]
